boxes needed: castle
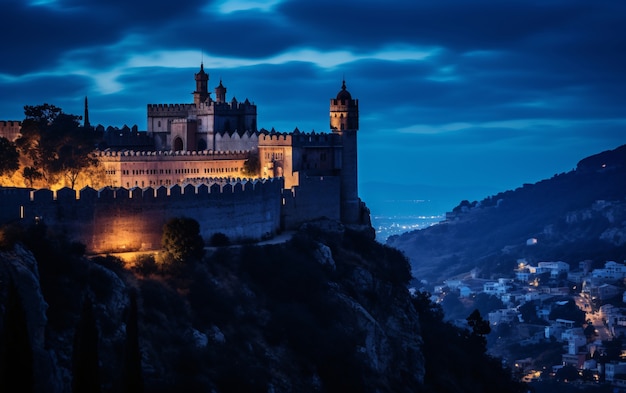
[0,64,367,253]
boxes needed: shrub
[161,217,205,264]
[209,233,230,247]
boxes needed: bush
[133,254,158,276]
[0,222,24,250]
[209,233,230,247]
[161,217,205,264]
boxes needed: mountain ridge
[387,144,626,284]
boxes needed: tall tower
[330,80,360,224]
[84,96,90,128]
[193,63,210,106]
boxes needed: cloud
[1,0,625,201]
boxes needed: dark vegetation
[388,144,626,283]
[412,292,524,393]
[0,218,524,392]
[0,136,19,178]
[14,103,100,188]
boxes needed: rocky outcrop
[0,245,62,392]
[1,215,528,392]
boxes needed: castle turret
[215,80,227,103]
[330,80,360,224]
[193,63,210,106]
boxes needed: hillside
[387,144,626,284]
[0,219,524,392]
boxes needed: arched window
[173,137,184,151]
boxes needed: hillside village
[426,243,626,388]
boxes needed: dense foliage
[0,137,19,179]
[160,217,205,265]
[412,292,526,393]
[15,103,99,189]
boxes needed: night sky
[1,0,625,214]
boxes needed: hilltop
[0,218,524,392]
[387,144,626,284]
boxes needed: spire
[84,96,90,128]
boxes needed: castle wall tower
[215,80,227,103]
[193,63,210,106]
[330,80,360,224]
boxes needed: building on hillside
[98,63,364,225]
[592,261,626,281]
[0,64,368,254]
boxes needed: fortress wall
[5,179,283,254]
[281,175,341,229]
[0,120,22,141]
[214,132,258,152]
[0,188,31,223]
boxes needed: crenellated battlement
[147,100,256,115]
[0,120,21,127]
[95,149,251,160]
[25,178,280,204]
[1,177,284,254]
[0,120,23,141]
[147,103,196,113]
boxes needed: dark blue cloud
[1,0,625,208]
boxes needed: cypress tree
[0,279,33,392]
[123,290,143,393]
[72,297,101,393]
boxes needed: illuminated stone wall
[97,150,251,189]
[17,179,283,254]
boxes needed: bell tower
[330,80,360,224]
[193,63,210,106]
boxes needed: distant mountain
[387,144,626,284]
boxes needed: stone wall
[282,174,341,229]
[4,179,283,254]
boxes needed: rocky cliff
[388,144,626,284]
[0,218,523,392]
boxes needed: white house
[538,261,570,278]
[592,261,626,281]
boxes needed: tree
[472,293,504,317]
[555,365,580,382]
[584,321,597,340]
[161,217,205,265]
[22,166,43,188]
[0,280,33,392]
[519,301,539,324]
[467,309,491,335]
[72,297,101,393]
[210,232,230,247]
[549,299,586,326]
[241,150,260,177]
[123,290,143,393]
[16,104,98,188]
[0,137,19,178]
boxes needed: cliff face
[387,144,626,284]
[0,220,426,392]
